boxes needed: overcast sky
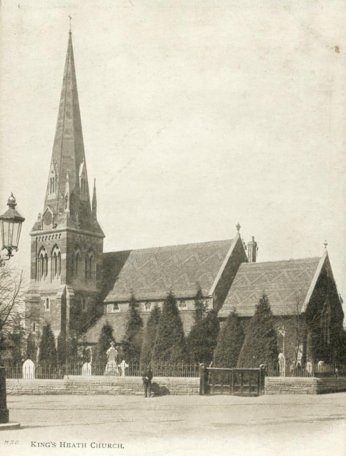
[1,0,346,309]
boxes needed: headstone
[306,361,313,376]
[82,362,92,376]
[104,342,119,376]
[278,353,285,377]
[118,360,129,377]
[22,359,35,379]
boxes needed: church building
[25,32,344,368]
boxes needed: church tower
[25,31,104,345]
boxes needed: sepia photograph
[0,1,346,455]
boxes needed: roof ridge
[104,238,233,256]
[240,256,321,267]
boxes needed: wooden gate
[199,366,265,396]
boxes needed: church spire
[42,30,96,232]
[92,178,97,220]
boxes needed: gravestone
[118,360,129,377]
[82,362,92,376]
[278,353,285,377]
[306,361,313,376]
[22,359,35,379]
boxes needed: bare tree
[0,263,25,362]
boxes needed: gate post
[259,365,266,394]
[199,363,206,395]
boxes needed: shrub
[152,291,187,363]
[122,294,143,364]
[213,311,244,368]
[140,305,161,367]
[237,294,278,372]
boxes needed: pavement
[1,394,345,456]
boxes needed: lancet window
[85,250,95,280]
[37,247,48,280]
[51,245,61,278]
[321,298,331,345]
[72,248,81,278]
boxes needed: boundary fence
[5,362,200,379]
[4,362,346,381]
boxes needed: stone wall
[6,376,200,396]
[265,376,346,394]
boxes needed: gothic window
[321,298,331,345]
[49,166,56,195]
[81,297,87,312]
[32,322,36,333]
[51,245,61,278]
[73,248,81,278]
[45,298,50,311]
[144,302,152,311]
[37,247,48,280]
[79,162,87,197]
[85,250,95,280]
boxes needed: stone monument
[82,362,92,376]
[278,353,285,377]
[104,342,119,376]
[118,360,129,377]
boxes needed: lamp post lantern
[0,193,24,429]
[0,193,25,260]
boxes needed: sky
[0,1,346,310]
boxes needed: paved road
[1,394,346,456]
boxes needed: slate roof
[103,238,236,302]
[219,256,324,318]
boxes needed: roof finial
[68,15,72,34]
[324,240,328,250]
[236,222,241,233]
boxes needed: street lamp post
[0,193,25,261]
[0,193,24,428]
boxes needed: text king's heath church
[25,32,344,370]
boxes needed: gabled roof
[219,255,325,318]
[103,238,238,302]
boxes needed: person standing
[142,364,153,398]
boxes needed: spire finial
[324,240,328,250]
[68,15,72,33]
[236,222,241,233]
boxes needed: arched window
[51,245,61,279]
[321,298,331,345]
[37,247,48,280]
[58,251,61,275]
[73,248,81,278]
[45,298,50,311]
[85,250,95,280]
[49,166,56,195]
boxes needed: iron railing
[5,362,200,379]
[272,363,346,378]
